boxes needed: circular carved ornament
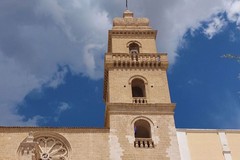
[36,136,68,160]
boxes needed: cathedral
[0,10,240,160]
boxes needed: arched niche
[127,41,142,54]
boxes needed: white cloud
[54,102,71,122]
[203,16,227,39]
[225,0,240,28]
[229,31,237,41]
[0,50,42,126]
[128,0,226,63]
[47,66,68,89]
[0,0,110,125]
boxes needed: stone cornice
[106,103,176,115]
[0,126,109,133]
[109,30,157,39]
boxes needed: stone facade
[177,129,240,160]
[0,127,109,160]
[0,10,238,160]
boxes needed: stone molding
[176,129,240,133]
[106,103,176,115]
[109,30,157,39]
[0,127,109,133]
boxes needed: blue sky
[0,0,239,128]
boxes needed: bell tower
[103,10,180,160]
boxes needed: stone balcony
[132,97,147,104]
[134,138,154,148]
[105,53,168,69]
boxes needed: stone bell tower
[103,10,180,160]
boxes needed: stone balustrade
[134,138,154,148]
[132,97,148,104]
[105,53,168,69]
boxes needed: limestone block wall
[109,113,180,160]
[226,132,240,160]
[111,38,157,54]
[0,127,109,160]
[108,69,171,104]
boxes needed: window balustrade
[132,97,147,104]
[134,138,154,148]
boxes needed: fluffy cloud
[225,0,240,28]
[0,0,110,125]
[54,102,71,122]
[0,0,239,126]
[203,16,227,39]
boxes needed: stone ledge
[0,126,110,133]
[106,103,176,115]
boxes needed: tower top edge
[113,10,150,28]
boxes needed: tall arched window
[134,119,151,138]
[134,119,154,148]
[131,78,145,97]
[129,42,139,54]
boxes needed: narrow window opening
[134,120,151,138]
[134,119,154,148]
[131,79,145,97]
[129,43,139,54]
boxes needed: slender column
[219,132,232,160]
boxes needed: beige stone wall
[0,127,109,160]
[226,133,240,160]
[112,38,157,54]
[177,129,240,160]
[108,69,171,104]
[187,132,224,160]
[109,113,180,160]
[0,131,27,160]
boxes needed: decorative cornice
[109,30,157,39]
[106,103,176,115]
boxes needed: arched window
[134,119,154,148]
[129,42,139,54]
[131,78,145,97]
[134,119,151,138]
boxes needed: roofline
[176,128,240,133]
[0,126,110,133]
